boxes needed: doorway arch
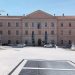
[38,39,41,46]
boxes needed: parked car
[44,44,54,48]
[8,44,14,46]
[62,44,72,48]
[17,44,26,48]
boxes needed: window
[25,30,28,35]
[32,31,34,35]
[45,31,47,44]
[25,22,28,27]
[16,30,19,35]
[61,40,63,44]
[37,22,41,29]
[25,40,28,44]
[45,22,47,27]
[0,22,3,27]
[38,31,41,35]
[16,22,19,27]
[32,31,35,45]
[69,40,71,44]
[69,30,71,35]
[32,22,34,27]
[51,22,54,27]
[16,40,19,44]
[45,31,47,35]
[8,40,11,44]
[51,30,54,35]
[0,31,3,35]
[8,22,11,27]
[61,23,63,27]
[51,40,55,44]
[69,22,71,27]
[61,30,63,35]
[32,31,34,39]
[8,30,11,35]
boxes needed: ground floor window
[8,40,11,44]
[69,40,71,44]
[61,40,63,44]
[16,40,19,44]
[25,40,28,44]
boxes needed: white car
[17,44,26,48]
[44,44,53,48]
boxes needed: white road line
[22,67,75,70]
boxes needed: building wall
[0,13,75,46]
[22,18,57,46]
[57,18,75,45]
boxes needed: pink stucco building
[0,10,75,46]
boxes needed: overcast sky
[0,0,75,16]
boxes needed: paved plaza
[0,46,75,75]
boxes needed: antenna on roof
[62,13,64,16]
[7,13,8,16]
[54,14,55,16]
[23,14,25,16]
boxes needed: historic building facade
[0,10,75,46]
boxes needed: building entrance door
[38,39,41,46]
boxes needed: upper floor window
[45,22,47,27]
[45,31,47,35]
[8,30,11,35]
[37,22,41,29]
[51,22,54,27]
[69,30,71,35]
[51,30,54,35]
[32,31,34,39]
[16,22,19,27]
[0,22,3,27]
[8,22,11,27]
[69,22,71,27]
[16,30,19,35]
[25,30,28,35]
[61,23,63,27]
[32,22,34,27]
[0,31,3,35]
[32,31,34,35]
[25,22,28,27]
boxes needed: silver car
[44,44,53,48]
[17,44,26,48]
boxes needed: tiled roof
[25,10,56,19]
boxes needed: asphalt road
[19,60,75,75]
